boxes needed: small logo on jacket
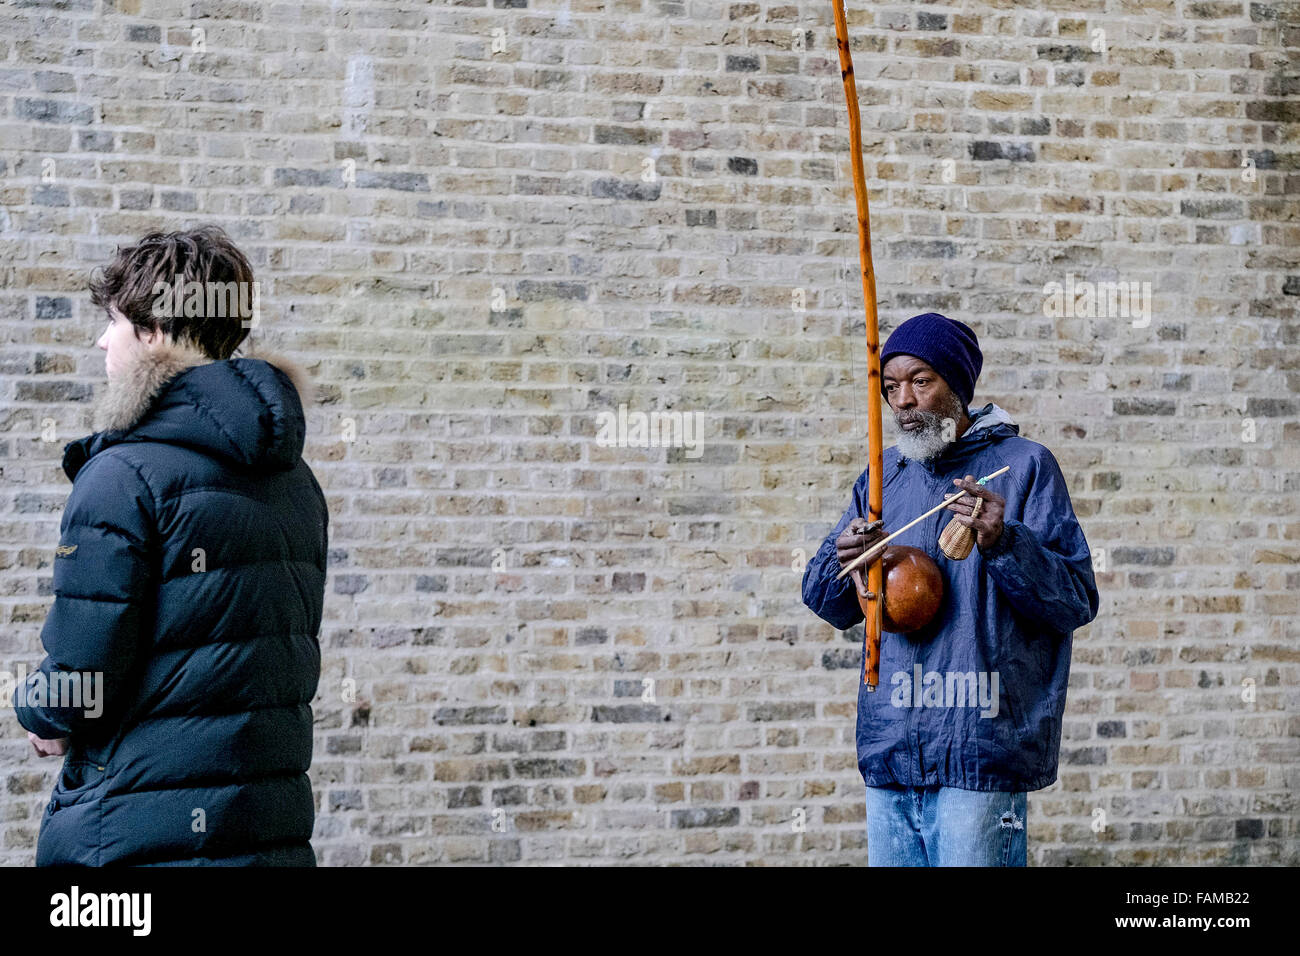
[55,544,77,557]
[49,886,151,936]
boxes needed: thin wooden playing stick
[835,466,1011,581]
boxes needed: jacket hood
[62,339,316,481]
[896,401,1021,474]
[963,401,1018,436]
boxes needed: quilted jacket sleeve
[13,452,157,740]
[978,446,1099,636]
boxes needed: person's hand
[836,517,887,601]
[28,732,68,758]
[946,474,1006,550]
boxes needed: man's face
[96,305,163,380]
[883,355,966,460]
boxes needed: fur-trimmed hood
[64,340,317,481]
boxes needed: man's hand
[946,474,1006,550]
[836,517,887,601]
[28,732,68,758]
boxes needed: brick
[16,98,94,124]
[671,807,740,828]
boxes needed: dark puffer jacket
[13,339,327,866]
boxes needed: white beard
[894,419,952,461]
[892,395,967,461]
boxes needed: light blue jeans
[865,784,1027,866]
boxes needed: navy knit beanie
[879,312,983,407]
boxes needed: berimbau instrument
[828,2,1010,687]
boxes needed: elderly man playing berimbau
[802,311,1099,867]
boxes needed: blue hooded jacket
[802,403,1099,792]
[13,339,327,865]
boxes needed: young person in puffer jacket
[14,225,328,866]
[802,312,1099,867]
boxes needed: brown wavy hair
[89,224,257,360]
